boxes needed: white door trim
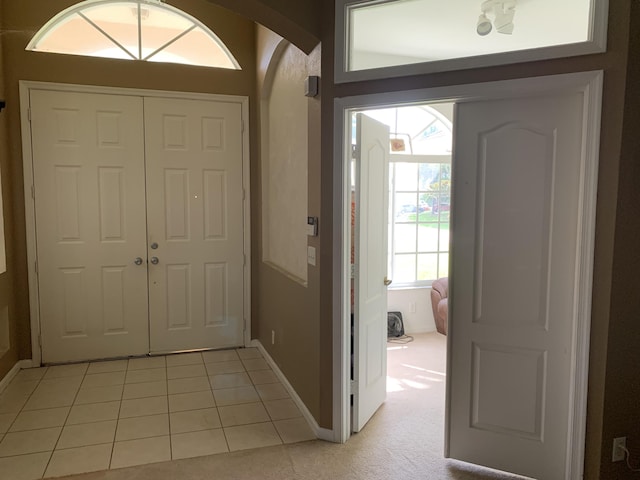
[19,80,252,366]
[333,71,602,478]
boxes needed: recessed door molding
[20,80,251,366]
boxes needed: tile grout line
[108,359,132,471]
[0,367,54,466]
[220,422,232,453]
[5,404,71,432]
[167,357,176,453]
[211,352,228,454]
[226,348,282,450]
[216,348,247,454]
[107,356,162,470]
[166,356,172,462]
[42,364,89,479]
[252,350,286,447]
[254,359,286,446]
[1,366,48,438]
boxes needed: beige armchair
[430,277,448,335]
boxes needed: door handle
[150,242,159,250]
[150,257,159,265]
[384,277,392,286]
[134,257,143,266]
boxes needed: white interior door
[353,113,390,432]
[144,97,245,353]
[447,91,588,478]
[31,89,149,363]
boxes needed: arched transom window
[27,0,241,69]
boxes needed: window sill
[388,284,432,291]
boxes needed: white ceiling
[350,0,592,68]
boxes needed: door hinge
[34,261,38,274]
[243,254,246,267]
[38,333,42,347]
[31,185,35,199]
[350,380,357,395]
[350,264,356,278]
[27,108,32,122]
[242,189,246,201]
[242,120,245,133]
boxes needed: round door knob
[384,277,393,286]
[134,257,143,266]
[150,242,159,250]
[150,257,159,265]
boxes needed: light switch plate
[307,246,316,266]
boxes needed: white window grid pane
[390,161,450,286]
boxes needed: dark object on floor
[430,277,449,335]
[387,311,405,338]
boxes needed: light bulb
[477,13,492,36]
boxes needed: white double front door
[29,88,246,363]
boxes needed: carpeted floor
[58,333,527,480]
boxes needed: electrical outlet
[612,436,626,462]
[271,330,275,345]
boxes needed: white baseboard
[19,359,34,369]
[315,424,335,442]
[250,340,334,442]
[0,360,32,394]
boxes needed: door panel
[353,113,390,432]
[447,92,585,479]
[144,97,244,353]
[31,90,149,363]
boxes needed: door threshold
[149,345,245,357]
[41,345,246,366]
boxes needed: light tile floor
[0,348,315,479]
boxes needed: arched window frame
[27,0,241,70]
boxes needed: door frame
[20,80,252,366]
[333,71,602,478]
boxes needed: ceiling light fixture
[476,0,517,36]
[476,12,492,36]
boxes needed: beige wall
[210,0,320,54]
[263,42,309,283]
[0,0,256,362]
[255,26,321,420]
[256,28,284,91]
[599,2,640,477]
[0,6,20,380]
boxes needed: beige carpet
[59,333,526,480]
